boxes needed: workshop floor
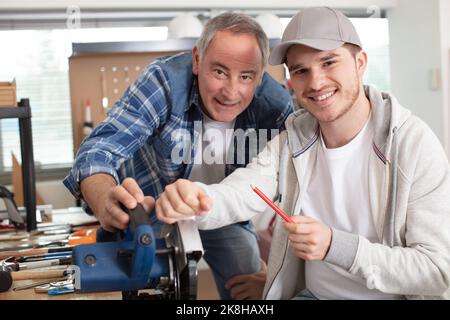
[197,268,220,300]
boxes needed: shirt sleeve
[63,64,171,198]
[194,132,285,230]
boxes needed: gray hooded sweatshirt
[196,85,450,299]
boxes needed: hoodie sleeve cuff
[324,228,359,270]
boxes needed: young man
[156,7,450,299]
[63,12,293,299]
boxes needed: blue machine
[72,204,203,299]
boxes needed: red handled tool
[68,228,97,245]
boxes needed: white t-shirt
[302,114,401,300]
[188,113,235,185]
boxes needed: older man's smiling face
[192,30,264,122]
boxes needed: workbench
[0,269,216,300]
[0,207,219,300]
[0,281,121,300]
[0,207,123,299]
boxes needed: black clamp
[0,185,25,229]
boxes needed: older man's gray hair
[196,12,269,67]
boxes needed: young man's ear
[192,46,200,75]
[355,50,368,78]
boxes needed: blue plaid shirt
[63,52,292,203]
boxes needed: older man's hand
[80,175,155,232]
[225,260,267,300]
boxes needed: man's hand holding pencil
[251,184,332,261]
[283,215,333,261]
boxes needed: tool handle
[19,256,71,270]
[11,269,67,280]
[0,248,46,260]
[0,246,72,260]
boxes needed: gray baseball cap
[269,7,362,65]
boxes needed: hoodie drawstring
[387,126,398,247]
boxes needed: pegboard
[69,51,177,154]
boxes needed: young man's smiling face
[192,30,264,122]
[286,44,367,124]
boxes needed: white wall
[0,181,76,210]
[439,0,450,155]
[387,0,446,149]
[36,180,76,208]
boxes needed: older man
[63,12,292,299]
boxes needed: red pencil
[250,184,294,223]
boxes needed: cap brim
[269,38,345,65]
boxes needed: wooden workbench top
[0,280,121,300]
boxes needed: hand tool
[30,224,72,236]
[0,224,16,231]
[68,228,97,245]
[100,67,109,111]
[72,203,203,300]
[0,268,71,292]
[0,238,69,254]
[0,243,34,252]
[82,99,94,138]
[0,246,72,261]
[0,234,69,252]
[0,240,68,252]
[31,223,71,230]
[28,233,71,242]
[13,277,67,291]
[35,278,75,295]
[13,251,72,263]
[0,232,30,241]
[47,285,74,295]
[1,255,71,272]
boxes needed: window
[351,18,390,92]
[0,26,168,181]
[280,17,391,92]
